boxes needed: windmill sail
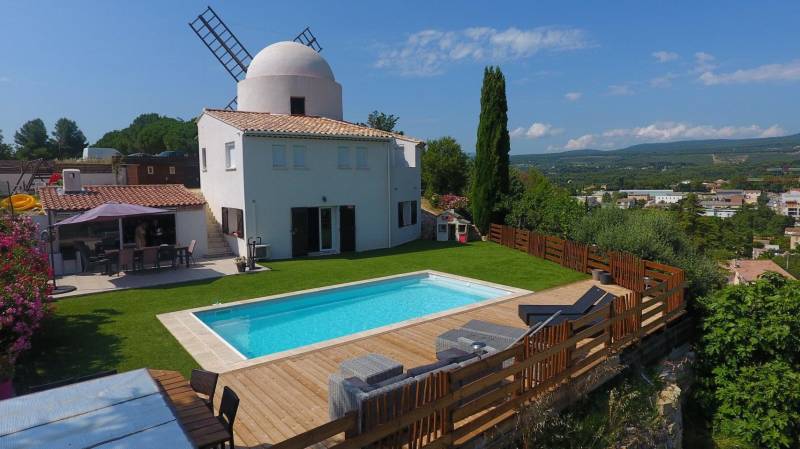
[189,6,254,110]
[294,27,323,52]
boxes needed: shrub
[431,193,469,212]
[698,273,800,448]
[569,207,724,297]
[0,214,52,379]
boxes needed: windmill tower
[189,6,323,111]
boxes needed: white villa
[197,41,423,259]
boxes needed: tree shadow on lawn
[14,308,124,393]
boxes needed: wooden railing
[266,224,688,449]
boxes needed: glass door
[320,207,333,251]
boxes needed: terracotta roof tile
[203,109,422,143]
[726,259,796,283]
[39,184,205,211]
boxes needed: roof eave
[241,130,392,142]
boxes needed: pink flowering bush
[432,194,469,212]
[0,214,52,379]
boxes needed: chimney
[62,169,82,193]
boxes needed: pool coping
[157,270,531,373]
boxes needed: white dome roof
[246,41,335,81]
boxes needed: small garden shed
[435,209,470,242]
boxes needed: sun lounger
[518,286,617,326]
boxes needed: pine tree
[470,66,510,233]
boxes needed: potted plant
[233,256,247,272]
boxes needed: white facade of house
[654,192,684,204]
[198,41,422,259]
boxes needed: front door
[448,223,456,241]
[291,208,309,257]
[340,206,356,252]
[319,207,333,251]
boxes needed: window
[398,201,417,227]
[290,97,305,115]
[356,147,368,169]
[225,141,236,169]
[337,147,350,168]
[201,148,207,171]
[169,166,176,175]
[438,224,447,233]
[272,145,286,168]
[293,146,306,168]
[146,166,154,175]
[221,207,244,238]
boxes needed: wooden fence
[268,224,687,449]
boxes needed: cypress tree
[470,66,511,233]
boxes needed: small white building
[435,210,470,242]
[198,41,423,259]
[82,147,122,160]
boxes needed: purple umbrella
[55,202,169,226]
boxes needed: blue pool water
[195,273,510,359]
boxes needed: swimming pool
[194,272,514,359]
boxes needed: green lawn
[15,240,586,390]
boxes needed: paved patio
[55,258,266,298]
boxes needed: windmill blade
[189,6,254,82]
[294,27,322,52]
[225,97,238,111]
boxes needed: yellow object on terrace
[1,193,41,211]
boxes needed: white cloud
[560,122,785,151]
[511,122,563,140]
[0,76,10,83]
[694,52,716,73]
[650,72,678,88]
[565,134,595,150]
[564,91,582,101]
[652,51,678,63]
[375,26,589,76]
[607,84,634,96]
[699,60,800,85]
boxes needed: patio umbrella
[55,202,169,226]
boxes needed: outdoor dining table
[0,368,230,449]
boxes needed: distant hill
[510,133,800,191]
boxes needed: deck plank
[216,279,630,448]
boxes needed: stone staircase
[204,205,235,258]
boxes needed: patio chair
[75,242,111,275]
[216,386,239,449]
[157,245,177,269]
[116,248,135,273]
[140,247,158,270]
[190,369,219,410]
[186,239,197,266]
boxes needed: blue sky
[1,0,799,154]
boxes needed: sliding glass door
[320,207,333,251]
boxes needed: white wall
[175,207,208,258]
[241,135,394,259]
[390,138,422,246]
[237,75,343,120]
[197,115,247,255]
[0,172,123,191]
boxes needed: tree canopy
[50,118,87,159]
[470,66,510,233]
[13,119,50,160]
[0,130,13,159]
[366,111,400,133]
[422,136,470,197]
[504,169,584,237]
[94,113,197,155]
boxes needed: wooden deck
[214,279,630,449]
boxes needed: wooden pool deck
[215,279,630,448]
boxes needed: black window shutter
[411,201,417,225]
[398,202,404,227]
[236,209,244,237]
[222,207,229,234]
